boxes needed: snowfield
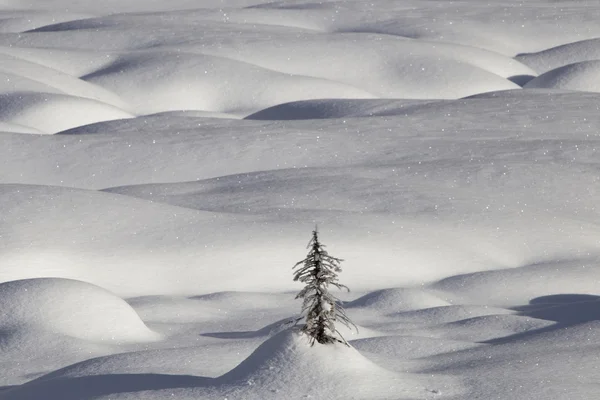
[1,0,600,399]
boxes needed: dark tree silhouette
[293,228,356,345]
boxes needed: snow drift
[0,330,460,400]
[0,278,159,342]
[517,38,600,74]
[0,92,132,134]
[524,60,600,93]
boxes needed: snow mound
[390,305,514,325]
[0,278,159,342]
[83,51,375,115]
[192,291,296,310]
[32,341,255,381]
[0,46,118,78]
[0,53,129,108]
[432,258,600,306]
[0,70,64,94]
[128,292,298,326]
[0,92,133,134]
[524,60,600,92]
[206,35,527,99]
[347,288,450,313]
[517,38,600,74]
[414,314,553,343]
[214,329,441,399]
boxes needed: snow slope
[0,278,158,342]
[525,60,600,93]
[1,330,458,400]
[1,1,600,399]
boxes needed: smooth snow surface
[0,278,158,342]
[525,60,600,92]
[1,1,600,399]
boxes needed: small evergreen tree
[293,228,356,346]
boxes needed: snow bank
[128,292,297,325]
[347,288,449,313]
[0,92,133,134]
[203,35,526,100]
[0,46,118,78]
[431,258,600,307]
[83,51,374,115]
[334,2,600,55]
[517,38,600,74]
[214,330,448,399]
[0,53,129,108]
[411,314,553,343]
[524,60,600,93]
[32,341,255,381]
[0,278,159,342]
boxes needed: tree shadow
[485,293,600,344]
[515,293,600,324]
[1,373,212,400]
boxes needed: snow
[525,60,600,93]
[0,92,133,134]
[1,0,600,399]
[0,278,159,343]
[517,38,600,74]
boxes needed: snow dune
[0,46,118,77]
[200,34,529,100]
[431,258,600,307]
[0,53,129,107]
[346,288,449,313]
[517,38,600,74]
[0,278,158,343]
[524,60,600,93]
[0,92,132,134]
[331,1,600,55]
[388,305,514,326]
[0,52,131,133]
[82,51,375,115]
[408,314,553,343]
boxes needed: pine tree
[293,228,356,346]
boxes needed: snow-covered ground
[1,0,600,399]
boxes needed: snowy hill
[1,0,600,399]
[1,330,456,400]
